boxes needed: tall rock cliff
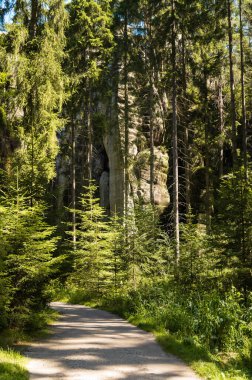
[55,35,170,217]
[94,54,170,214]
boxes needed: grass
[125,314,252,380]
[59,289,252,380]
[0,349,28,380]
[0,308,59,380]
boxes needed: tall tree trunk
[87,87,92,181]
[181,29,190,215]
[71,114,76,247]
[31,120,34,207]
[149,75,154,206]
[29,0,38,39]
[218,75,224,178]
[124,9,129,217]
[203,72,211,231]
[227,0,237,166]
[172,0,180,267]
[148,14,154,206]
[239,0,247,173]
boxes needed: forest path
[25,302,200,380]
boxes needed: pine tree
[65,0,114,241]
[4,0,66,202]
[123,204,169,289]
[214,168,252,299]
[69,182,118,297]
[0,190,59,327]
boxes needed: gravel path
[25,302,200,380]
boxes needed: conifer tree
[214,168,252,298]
[0,190,59,327]
[2,0,66,202]
[69,182,118,297]
[65,0,114,241]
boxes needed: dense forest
[0,0,252,378]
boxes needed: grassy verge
[0,349,28,380]
[59,290,251,380]
[0,308,59,380]
[129,315,250,380]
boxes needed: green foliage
[2,0,67,200]
[68,182,122,297]
[0,191,59,329]
[213,168,252,293]
[123,205,171,288]
[179,212,209,287]
[90,279,252,380]
[66,0,114,102]
[0,349,28,380]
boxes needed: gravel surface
[25,302,200,380]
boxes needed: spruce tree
[4,0,66,202]
[0,191,59,328]
[214,168,252,298]
[69,182,118,297]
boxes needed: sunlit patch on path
[25,302,200,380]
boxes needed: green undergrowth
[0,308,59,380]
[0,349,28,380]
[59,284,252,380]
[132,318,251,380]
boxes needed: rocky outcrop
[55,51,170,217]
[100,65,170,214]
[131,148,169,209]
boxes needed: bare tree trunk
[71,114,76,247]
[227,0,237,166]
[124,9,129,217]
[148,14,154,206]
[181,29,190,215]
[205,143,211,230]
[239,0,247,173]
[150,76,155,206]
[31,120,34,207]
[218,75,224,178]
[172,0,180,267]
[202,69,212,231]
[29,0,38,39]
[87,88,92,181]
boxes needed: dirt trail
[25,302,200,379]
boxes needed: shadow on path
[25,303,200,380]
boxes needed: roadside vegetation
[57,279,252,380]
[0,309,58,380]
[0,348,28,380]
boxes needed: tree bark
[148,13,154,206]
[29,0,39,39]
[181,29,190,215]
[124,9,129,217]
[203,72,211,231]
[218,75,224,178]
[87,87,92,181]
[239,0,247,173]
[227,0,237,166]
[71,113,76,247]
[172,0,180,267]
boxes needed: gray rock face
[100,66,170,214]
[131,148,169,210]
[55,59,170,217]
[99,171,109,211]
[103,131,124,215]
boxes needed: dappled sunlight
[26,303,200,380]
